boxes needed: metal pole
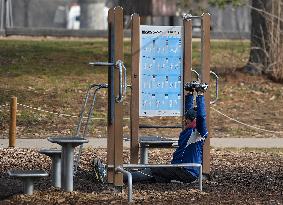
[111,163,203,201]
[140,146,148,164]
[115,166,133,203]
[62,143,74,192]
[61,146,66,189]
[199,165,203,191]
[23,178,34,195]
[120,163,202,169]
[9,96,17,147]
[52,156,61,188]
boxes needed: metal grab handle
[191,69,200,81]
[89,60,126,103]
[74,83,108,173]
[89,62,115,66]
[210,71,219,104]
[122,63,127,98]
[115,60,127,103]
[183,13,202,20]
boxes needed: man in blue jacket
[94,81,208,183]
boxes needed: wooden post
[200,13,211,175]
[183,18,193,127]
[130,14,140,164]
[113,6,124,186]
[106,7,115,184]
[9,96,17,147]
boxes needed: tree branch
[246,4,283,23]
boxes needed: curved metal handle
[210,71,219,104]
[191,69,200,81]
[122,63,127,98]
[115,60,126,103]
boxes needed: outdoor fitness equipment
[88,6,219,202]
[47,82,109,192]
[129,12,213,176]
[73,83,109,172]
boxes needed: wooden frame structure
[129,13,211,175]
[105,7,211,187]
[106,6,124,186]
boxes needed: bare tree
[245,0,283,81]
[204,0,283,81]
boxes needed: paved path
[0,138,283,149]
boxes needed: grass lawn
[0,38,282,139]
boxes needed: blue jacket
[171,94,208,177]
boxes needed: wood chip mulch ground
[0,148,282,204]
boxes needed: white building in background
[66,1,109,30]
[79,0,109,30]
[67,3,80,29]
[6,0,250,37]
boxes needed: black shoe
[93,158,107,183]
[195,83,208,94]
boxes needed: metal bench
[139,136,178,164]
[8,170,48,195]
[137,124,181,164]
[113,163,202,202]
[39,149,62,188]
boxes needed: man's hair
[184,108,196,121]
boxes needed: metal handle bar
[89,60,127,103]
[115,60,123,103]
[184,70,219,104]
[139,124,182,129]
[122,63,127,100]
[183,13,202,20]
[89,62,115,66]
[75,83,107,133]
[210,71,219,104]
[114,60,127,103]
[89,83,108,89]
[191,69,200,81]
[74,84,106,173]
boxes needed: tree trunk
[245,0,272,75]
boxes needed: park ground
[0,38,282,204]
[0,147,282,204]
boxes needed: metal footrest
[39,149,62,188]
[8,170,48,195]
